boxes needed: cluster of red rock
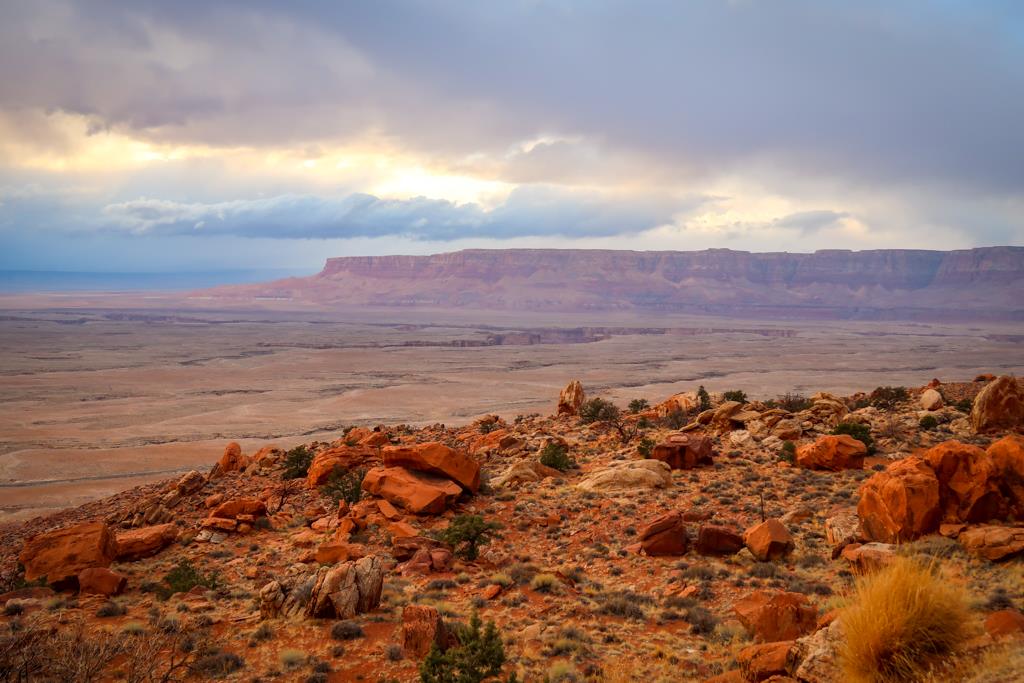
[857,435,1024,559]
[635,511,795,563]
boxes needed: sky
[0,0,1022,273]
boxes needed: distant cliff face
[198,247,1024,320]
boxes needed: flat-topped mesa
[203,247,1024,320]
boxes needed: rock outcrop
[115,523,179,561]
[402,604,449,658]
[651,434,714,470]
[576,459,672,492]
[971,375,1024,433]
[638,512,689,556]
[796,435,866,471]
[19,521,118,585]
[307,445,378,488]
[362,467,463,514]
[306,555,384,619]
[382,443,480,493]
[857,456,941,543]
[557,380,585,416]
[744,519,795,561]
[733,590,817,642]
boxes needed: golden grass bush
[840,556,970,683]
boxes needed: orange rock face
[970,375,1024,433]
[306,445,378,488]
[209,497,267,520]
[382,442,480,492]
[958,525,1024,561]
[985,609,1024,639]
[795,435,866,471]
[857,456,941,543]
[218,441,248,473]
[696,524,744,556]
[78,567,127,596]
[651,433,714,470]
[733,590,817,642]
[988,434,1024,514]
[362,467,463,514]
[115,523,179,561]
[743,518,794,561]
[19,521,118,584]
[638,512,689,556]
[737,641,793,681]
[359,430,391,448]
[402,604,448,658]
[924,440,1004,523]
[557,380,585,416]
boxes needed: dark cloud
[2,1,1023,194]
[93,186,687,240]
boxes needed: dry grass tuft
[840,556,970,683]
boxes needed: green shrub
[321,467,366,505]
[832,422,875,453]
[779,440,796,464]
[955,398,973,413]
[161,559,220,599]
[579,398,620,424]
[529,574,560,594]
[722,389,747,404]
[636,436,656,458]
[697,386,711,411]
[435,515,501,561]
[330,621,364,640]
[283,446,314,480]
[660,407,688,429]
[869,386,909,410]
[627,398,649,414]
[420,612,505,683]
[538,443,575,472]
[776,392,812,412]
[919,414,939,431]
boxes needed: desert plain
[2,302,1023,523]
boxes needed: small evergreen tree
[420,613,505,683]
[832,422,875,453]
[282,445,314,480]
[627,398,649,414]
[636,436,656,458]
[435,515,501,561]
[321,466,366,505]
[723,389,748,403]
[579,398,639,443]
[538,442,575,472]
[697,386,711,411]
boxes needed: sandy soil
[2,304,1022,522]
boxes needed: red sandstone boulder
[958,525,1024,561]
[857,456,941,543]
[924,440,1004,523]
[115,523,179,561]
[218,441,249,473]
[988,435,1024,514]
[796,435,866,471]
[744,519,794,561]
[402,604,449,658]
[360,430,391,448]
[971,375,1024,433]
[638,511,689,556]
[557,380,585,416]
[985,609,1024,639]
[362,467,462,515]
[209,497,267,520]
[19,521,118,584]
[78,567,127,596]
[651,433,714,470]
[382,442,480,493]
[737,641,794,681]
[307,445,378,488]
[733,590,817,642]
[696,524,745,556]
[840,542,897,574]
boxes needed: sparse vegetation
[283,445,315,480]
[420,612,505,683]
[697,386,712,411]
[579,398,640,443]
[869,386,909,410]
[627,398,649,414]
[331,621,365,640]
[779,440,796,464]
[434,514,501,561]
[161,559,221,598]
[539,442,575,472]
[722,389,748,404]
[840,557,969,683]
[832,421,875,453]
[919,414,939,430]
[320,466,366,505]
[636,436,656,458]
